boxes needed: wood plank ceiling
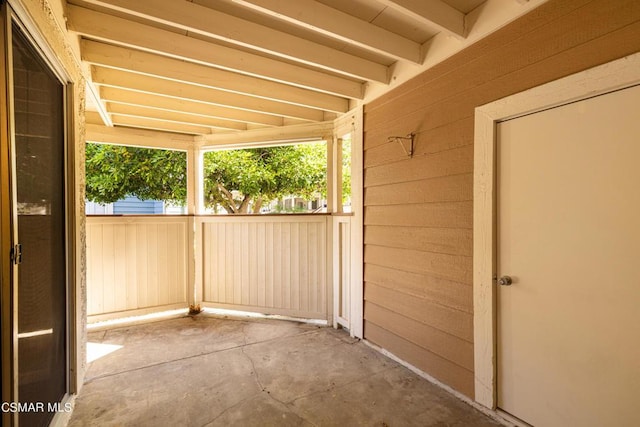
[66,0,527,137]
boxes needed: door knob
[498,276,512,286]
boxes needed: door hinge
[9,244,22,265]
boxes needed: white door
[496,84,640,426]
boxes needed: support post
[348,108,364,339]
[335,137,343,213]
[186,147,204,310]
[325,135,335,213]
[324,134,337,324]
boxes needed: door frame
[1,1,78,425]
[0,3,16,423]
[472,51,640,410]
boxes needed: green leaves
[85,142,328,214]
[85,143,187,205]
[203,143,327,213]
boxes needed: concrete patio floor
[69,314,502,426]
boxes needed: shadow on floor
[69,314,501,426]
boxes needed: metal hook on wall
[387,132,416,158]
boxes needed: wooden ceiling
[67,0,540,137]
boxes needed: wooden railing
[86,216,190,321]
[86,214,348,322]
[200,215,330,319]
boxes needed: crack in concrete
[234,330,387,409]
[84,323,365,426]
[287,363,399,406]
[238,324,320,427]
[84,327,322,384]
[240,323,266,392]
[198,391,262,427]
[74,318,502,426]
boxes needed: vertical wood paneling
[102,223,115,311]
[225,223,234,304]
[86,217,189,317]
[240,223,249,305]
[146,224,158,307]
[233,222,241,305]
[273,222,282,309]
[169,224,178,304]
[308,222,318,313]
[256,224,266,307]
[318,219,330,310]
[291,223,299,311]
[299,223,308,312]
[113,224,127,311]
[266,222,274,307]
[157,224,168,305]
[333,217,352,328]
[125,225,137,309]
[212,224,220,299]
[249,223,258,306]
[136,224,148,310]
[341,221,350,321]
[362,0,640,399]
[201,216,328,319]
[282,223,291,309]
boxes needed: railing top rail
[86,213,332,218]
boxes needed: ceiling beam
[110,115,214,135]
[196,121,334,149]
[377,0,466,39]
[86,123,195,150]
[86,79,112,126]
[81,40,349,113]
[66,5,363,99]
[107,103,248,131]
[92,67,325,122]
[100,87,284,127]
[232,0,422,63]
[71,0,389,82]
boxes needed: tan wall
[362,0,640,398]
[17,0,87,390]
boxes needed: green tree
[203,143,326,213]
[85,143,187,205]
[85,142,329,214]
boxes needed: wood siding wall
[362,0,640,398]
[86,217,189,318]
[201,216,328,319]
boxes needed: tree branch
[238,195,252,214]
[218,184,237,214]
[253,197,263,214]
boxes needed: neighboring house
[2,1,639,426]
[85,200,113,215]
[86,197,185,215]
[272,196,324,213]
[113,196,164,214]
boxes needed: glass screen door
[10,21,68,427]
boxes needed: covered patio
[70,314,499,426]
[2,0,640,426]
